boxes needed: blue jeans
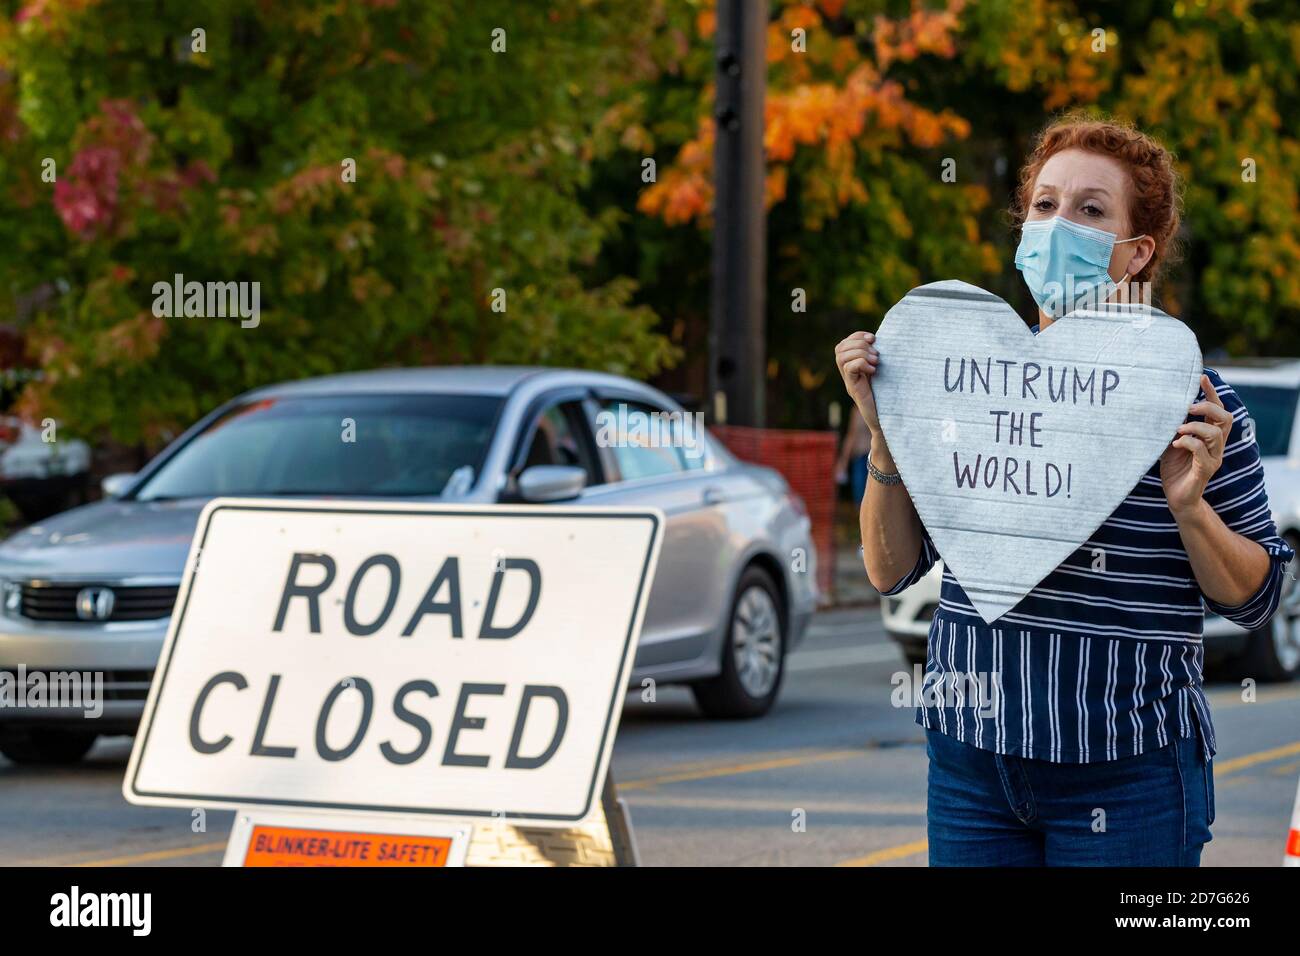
[926,728,1214,866]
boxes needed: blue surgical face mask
[1015,216,1142,317]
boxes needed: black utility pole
[709,0,767,427]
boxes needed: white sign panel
[872,280,1201,622]
[125,500,663,825]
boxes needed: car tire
[1235,533,1300,683]
[0,728,98,765]
[692,566,786,719]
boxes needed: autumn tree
[952,0,1300,353]
[596,0,998,424]
[0,0,677,446]
[620,0,1300,425]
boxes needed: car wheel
[0,728,98,765]
[692,566,786,719]
[1237,534,1300,682]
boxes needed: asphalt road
[1,606,1298,866]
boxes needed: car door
[574,394,733,676]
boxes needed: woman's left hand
[1160,374,1234,517]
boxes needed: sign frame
[124,499,663,825]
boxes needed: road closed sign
[124,500,662,825]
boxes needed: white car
[0,419,90,480]
[882,360,1300,682]
[0,417,92,523]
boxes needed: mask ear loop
[1112,235,1147,303]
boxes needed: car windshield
[1228,382,1298,458]
[133,393,502,500]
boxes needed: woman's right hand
[834,331,882,434]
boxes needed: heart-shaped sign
[872,279,1202,623]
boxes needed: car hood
[0,498,207,580]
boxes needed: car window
[520,401,599,486]
[134,393,502,499]
[596,399,705,481]
[1227,383,1298,458]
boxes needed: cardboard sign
[872,280,1201,622]
[124,500,663,825]
[224,812,470,867]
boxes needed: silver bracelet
[867,457,903,486]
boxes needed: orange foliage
[873,0,965,71]
[637,117,714,225]
[641,0,971,229]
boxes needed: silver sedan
[0,367,817,763]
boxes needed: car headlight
[2,580,21,616]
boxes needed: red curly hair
[1012,115,1182,285]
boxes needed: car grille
[19,583,179,622]
[0,668,153,701]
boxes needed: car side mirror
[517,465,586,503]
[101,472,136,499]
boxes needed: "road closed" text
[185,550,568,770]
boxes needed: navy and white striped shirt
[883,364,1293,763]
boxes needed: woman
[834,116,1293,866]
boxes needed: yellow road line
[836,839,929,867]
[74,841,227,867]
[1215,740,1300,775]
[1207,685,1300,709]
[619,748,862,791]
[16,840,226,868]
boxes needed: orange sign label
[243,825,454,867]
